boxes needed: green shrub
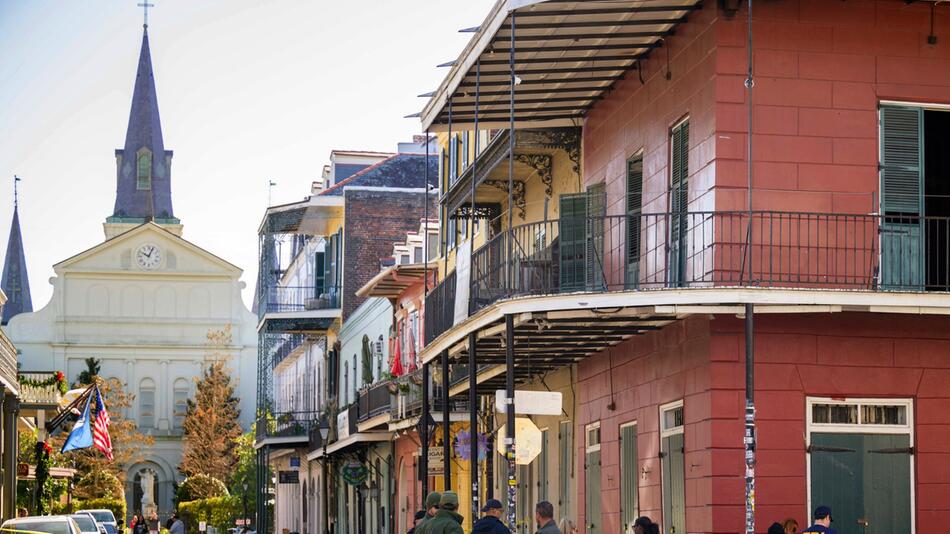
[177,474,229,502]
[178,496,241,532]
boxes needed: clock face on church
[136,243,163,270]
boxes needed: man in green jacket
[414,491,442,534]
[424,492,464,534]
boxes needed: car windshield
[84,514,113,525]
[3,520,72,534]
[70,516,97,533]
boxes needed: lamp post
[242,482,248,531]
[319,418,331,534]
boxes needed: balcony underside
[254,435,310,450]
[258,311,340,333]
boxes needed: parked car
[75,510,117,534]
[1,515,82,534]
[71,513,104,534]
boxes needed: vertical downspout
[468,333,479,519]
[743,1,757,534]
[421,362,430,499]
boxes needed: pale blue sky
[0,0,491,309]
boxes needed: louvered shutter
[559,193,588,291]
[627,157,644,288]
[669,121,689,287]
[879,106,924,289]
[586,183,607,290]
[620,424,639,532]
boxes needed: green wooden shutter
[661,433,686,534]
[620,424,639,533]
[558,421,573,514]
[880,106,924,289]
[559,193,588,291]
[669,122,689,287]
[585,450,601,534]
[627,157,644,288]
[586,183,607,290]
[539,428,549,502]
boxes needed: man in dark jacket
[424,492,464,534]
[535,501,560,534]
[472,499,508,534]
[414,491,441,534]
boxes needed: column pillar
[3,393,18,521]
[158,360,169,430]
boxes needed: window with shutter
[559,193,588,291]
[669,120,689,287]
[620,423,639,533]
[627,156,644,288]
[880,105,924,289]
[587,183,607,290]
[558,421,573,515]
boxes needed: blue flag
[61,393,94,453]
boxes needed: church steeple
[2,178,32,325]
[109,26,177,229]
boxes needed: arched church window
[137,149,152,190]
[173,379,190,430]
[140,378,156,429]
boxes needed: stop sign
[495,417,543,465]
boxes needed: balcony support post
[1,392,17,521]
[468,332,480,519]
[506,11,516,297]
[421,362,430,498]
[744,303,756,534]
[441,349,452,490]
[504,314,516,531]
[469,58,480,315]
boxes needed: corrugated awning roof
[420,0,702,131]
[356,263,429,299]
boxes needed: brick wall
[710,312,950,533]
[715,0,950,214]
[342,188,437,320]
[576,315,713,533]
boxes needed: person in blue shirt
[801,506,837,534]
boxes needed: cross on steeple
[137,1,155,28]
[13,175,20,209]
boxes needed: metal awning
[356,263,429,299]
[420,0,703,131]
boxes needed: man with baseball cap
[422,491,464,534]
[801,505,837,534]
[414,491,441,534]
[472,499,508,534]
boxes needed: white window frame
[585,421,601,453]
[660,400,684,438]
[805,396,915,534]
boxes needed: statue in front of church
[140,469,157,515]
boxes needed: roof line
[319,154,400,195]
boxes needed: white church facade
[3,25,257,518]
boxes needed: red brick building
[416,1,950,534]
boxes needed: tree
[180,327,242,483]
[177,474,229,502]
[74,357,101,388]
[228,428,259,513]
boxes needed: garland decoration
[19,371,68,395]
[35,441,54,515]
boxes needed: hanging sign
[454,430,488,462]
[495,390,562,416]
[278,471,299,484]
[427,448,444,476]
[341,461,368,486]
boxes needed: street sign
[198,522,207,532]
[278,471,299,484]
[289,456,300,468]
[495,390,562,416]
[495,417,543,465]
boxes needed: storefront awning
[307,431,393,460]
[356,263,428,299]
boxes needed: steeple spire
[109,24,176,226]
[2,176,33,325]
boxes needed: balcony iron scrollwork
[514,153,553,197]
[483,179,526,219]
[519,127,582,175]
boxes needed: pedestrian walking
[633,516,660,534]
[801,506,837,534]
[148,512,160,534]
[534,501,559,534]
[169,513,185,534]
[423,492,463,534]
[414,491,441,534]
[782,518,799,534]
[557,518,577,534]
[407,510,426,534]
[472,499,508,534]
[768,523,785,534]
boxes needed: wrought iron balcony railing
[357,380,393,422]
[425,210,950,342]
[0,332,18,393]
[257,285,341,319]
[255,410,321,441]
[390,369,469,421]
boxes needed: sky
[0,0,492,310]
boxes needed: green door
[587,183,607,291]
[560,193,588,292]
[880,105,924,290]
[585,450,601,534]
[626,157,644,289]
[669,122,689,287]
[810,433,912,534]
[661,433,685,534]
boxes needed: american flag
[92,386,113,460]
